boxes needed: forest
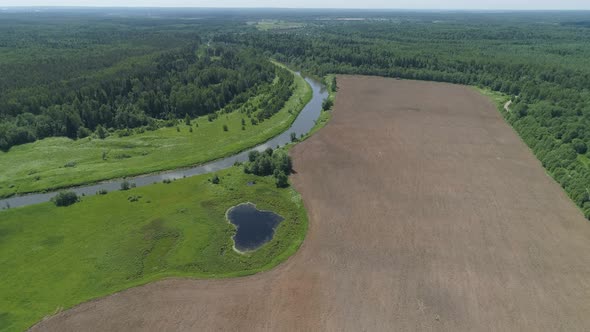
[2,9,590,218]
[0,15,292,151]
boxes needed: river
[0,76,328,209]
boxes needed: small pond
[227,202,284,252]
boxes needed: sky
[1,0,589,10]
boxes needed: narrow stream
[0,75,328,209]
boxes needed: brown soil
[31,76,590,331]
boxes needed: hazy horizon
[1,0,590,10]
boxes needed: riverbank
[0,65,311,199]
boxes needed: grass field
[0,67,311,198]
[0,167,308,331]
[474,86,510,108]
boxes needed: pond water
[227,203,284,252]
[0,75,328,209]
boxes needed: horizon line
[1,6,590,11]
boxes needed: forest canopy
[0,16,289,150]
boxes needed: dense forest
[2,9,590,218]
[0,16,292,150]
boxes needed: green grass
[0,167,308,331]
[0,68,312,198]
[474,86,510,108]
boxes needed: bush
[97,189,108,195]
[248,150,260,162]
[95,125,108,139]
[275,171,289,188]
[223,124,228,132]
[120,180,132,191]
[127,195,141,202]
[77,126,92,139]
[322,98,334,111]
[211,174,220,184]
[52,191,79,207]
[117,129,131,137]
[290,132,298,142]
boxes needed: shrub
[223,124,228,132]
[52,191,79,207]
[127,195,141,202]
[248,150,260,162]
[95,125,107,139]
[117,129,131,137]
[275,171,289,188]
[77,126,92,139]
[290,132,298,142]
[322,98,334,111]
[97,189,108,195]
[211,174,220,184]
[120,180,132,191]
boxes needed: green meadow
[0,167,308,331]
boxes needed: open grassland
[0,167,307,332]
[34,76,590,331]
[0,70,311,198]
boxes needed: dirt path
[31,76,590,331]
